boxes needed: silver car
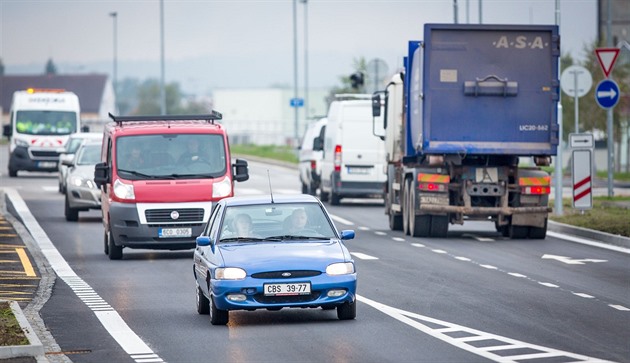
[58,132,102,193]
[64,141,102,221]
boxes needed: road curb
[0,300,44,359]
[548,220,630,249]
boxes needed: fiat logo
[170,211,180,220]
[281,272,292,277]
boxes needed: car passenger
[286,208,308,234]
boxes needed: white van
[2,89,82,177]
[320,95,386,205]
[298,117,327,195]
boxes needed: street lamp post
[292,0,299,145]
[109,11,118,113]
[301,0,308,123]
[160,0,166,115]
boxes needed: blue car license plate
[264,282,311,296]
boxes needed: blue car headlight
[326,262,355,276]
[215,267,246,280]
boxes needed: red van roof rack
[108,111,222,125]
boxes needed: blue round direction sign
[595,79,620,109]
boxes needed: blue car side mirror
[340,230,355,240]
[196,236,211,247]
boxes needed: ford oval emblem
[170,211,180,220]
[281,272,292,277]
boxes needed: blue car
[193,194,357,325]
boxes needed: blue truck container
[373,24,560,239]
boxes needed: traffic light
[350,72,364,89]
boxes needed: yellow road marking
[0,244,22,248]
[0,284,38,288]
[16,248,36,277]
[0,277,40,280]
[0,270,27,275]
[0,297,31,301]
[0,260,20,263]
[0,234,18,237]
[0,290,32,295]
[0,226,13,230]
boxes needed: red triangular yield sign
[595,48,620,78]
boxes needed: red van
[94,113,249,260]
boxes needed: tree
[45,58,57,75]
[133,79,211,115]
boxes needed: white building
[212,87,330,146]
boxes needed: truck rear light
[519,176,550,195]
[521,186,550,195]
[310,160,317,170]
[334,145,342,172]
[417,173,449,192]
[418,182,447,192]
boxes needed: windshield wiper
[219,237,266,242]
[265,235,329,241]
[117,169,160,179]
[167,173,222,179]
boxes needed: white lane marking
[538,282,560,288]
[358,226,370,231]
[542,254,607,265]
[508,273,527,278]
[572,292,595,299]
[329,214,354,226]
[350,252,379,260]
[462,233,495,242]
[547,231,630,254]
[358,294,612,362]
[455,256,471,261]
[233,187,264,195]
[431,249,447,254]
[5,188,165,362]
[609,305,630,311]
[374,231,386,236]
[42,186,58,192]
[480,264,497,270]
[392,237,405,242]
[411,243,425,248]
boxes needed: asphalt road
[1,151,629,363]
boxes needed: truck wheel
[402,180,411,235]
[389,212,403,231]
[301,182,308,194]
[331,193,341,206]
[8,169,17,177]
[409,188,430,237]
[430,215,449,237]
[108,229,123,260]
[320,190,329,202]
[528,219,547,239]
[509,225,528,239]
[64,196,79,222]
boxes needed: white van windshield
[15,110,77,135]
[116,134,227,179]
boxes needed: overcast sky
[1,0,598,95]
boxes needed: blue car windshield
[219,203,337,242]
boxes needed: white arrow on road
[597,88,617,99]
[542,254,607,265]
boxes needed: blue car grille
[251,270,321,279]
[145,208,204,223]
[254,292,321,304]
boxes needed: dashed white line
[508,273,527,278]
[350,252,379,260]
[609,304,630,311]
[431,249,447,254]
[538,282,559,288]
[392,237,405,242]
[572,292,595,299]
[374,231,386,236]
[411,243,425,248]
[480,264,497,270]
[328,213,354,226]
[455,256,471,261]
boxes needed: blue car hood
[218,240,347,273]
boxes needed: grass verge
[0,301,29,346]
[549,196,630,237]
[231,144,298,164]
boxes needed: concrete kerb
[0,300,44,360]
[0,189,70,363]
[548,219,630,249]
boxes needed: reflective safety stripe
[418,173,450,183]
[518,176,550,186]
